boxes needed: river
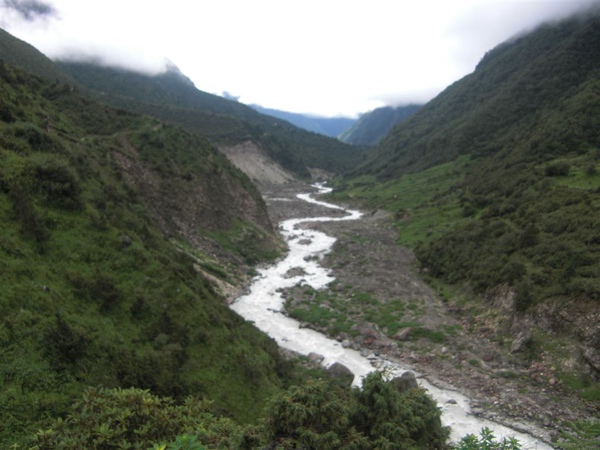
[231,184,552,449]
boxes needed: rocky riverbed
[259,182,597,448]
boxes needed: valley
[1,6,600,448]
[251,182,593,447]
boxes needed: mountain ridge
[338,104,421,146]
[249,103,356,138]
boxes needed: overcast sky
[1,0,598,117]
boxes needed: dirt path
[260,182,595,447]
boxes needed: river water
[231,184,552,449]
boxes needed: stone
[341,339,351,348]
[308,352,324,363]
[511,332,533,353]
[393,328,413,341]
[390,371,419,393]
[327,362,354,387]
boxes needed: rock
[393,328,413,341]
[120,234,132,246]
[391,371,419,392]
[308,352,325,363]
[582,345,600,374]
[341,339,351,348]
[446,399,458,405]
[327,362,354,386]
[482,353,494,362]
[284,267,307,278]
[511,332,533,354]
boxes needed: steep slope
[336,11,600,394]
[57,61,365,179]
[0,27,74,83]
[359,12,600,177]
[338,104,421,146]
[250,103,356,138]
[0,57,292,446]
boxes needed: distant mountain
[57,61,365,179]
[338,104,421,146]
[250,104,356,138]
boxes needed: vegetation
[456,428,521,450]
[339,13,600,316]
[57,61,366,178]
[332,11,600,406]
[0,58,293,447]
[28,373,451,450]
[285,284,450,344]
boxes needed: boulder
[390,371,419,392]
[307,352,325,364]
[327,362,354,387]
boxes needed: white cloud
[2,0,598,117]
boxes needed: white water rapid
[231,184,552,449]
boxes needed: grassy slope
[0,60,292,447]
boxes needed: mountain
[335,10,600,393]
[57,61,365,180]
[250,104,356,138]
[338,104,421,146]
[0,27,74,83]
[0,27,456,450]
[0,30,294,446]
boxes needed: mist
[1,0,599,117]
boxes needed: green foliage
[555,418,600,449]
[0,59,290,447]
[258,372,450,450]
[338,12,600,309]
[351,372,450,449]
[455,427,521,450]
[31,387,242,449]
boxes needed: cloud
[1,0,57,21]
[2,0,600,117]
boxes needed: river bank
[250,182,597,448]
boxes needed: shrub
[545,162,570,176]
[32,387,243,449]
[455,427,521,449]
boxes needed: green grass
[285,285,449,344]
[332,155,472,248]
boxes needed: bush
[455,427,521,449]
[545,162,570,176]
[32,387,244,449]
[259,372,450,450]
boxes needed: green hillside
[334,11,600,390]
[0,56,295,446]
[0,27,74,83]
[338,104,421,146]
[58,61,365,178]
